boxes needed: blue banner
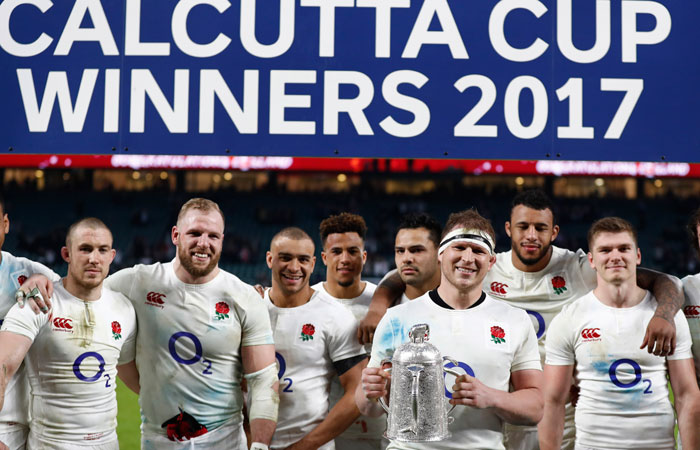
[1,0,698,161]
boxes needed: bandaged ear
[244,363,279,422]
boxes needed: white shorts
[335,437,387,450]
[27,433,118,450]
[504,402,575,450]
[0,427,28,450]
[141,420,246,450]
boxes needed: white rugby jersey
[681,273,700,385]
[546,291,693,449]
[105,261,274,436]
[313,281,386,445]
[265,290,366,449]
[397,294,411,306]
[1,281,136,446]
[368,292,541,450]
[483,247,597,361]
[0,251,59,432]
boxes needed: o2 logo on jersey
[442,360,475,399]
[275,352,293,393]
[608,358,652,394]
[73,351,112,388]
[168,332,213,376]
[525,310,545,339]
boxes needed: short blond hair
[177,198,225,227]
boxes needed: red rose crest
[552,276,567,295]
[111,321,122,340]
[490,325,506,344]
[215,301,230,320]
[300,323,315,341]
[17,275,27,285]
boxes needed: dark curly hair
[319,212,367,246]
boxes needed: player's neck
[62,277,102,302]
[323,279,365,299]
[511,246,553,273]
[436,282,482,309]
[405,273,440,300]
[269,285,313,308]
[593,279,646,308]
[173,259,220,284]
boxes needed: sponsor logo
[552,276,567,295]
[490,282,508,296]
[684,305,700,317]
[111,321,122,340]
[17,275,27,285]
[490,325,506,344]
[581,328,601,341]
[300,323,315,341]
[52,317,73,332]
[145,291,166,308]
[214,301,230,320]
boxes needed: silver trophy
[378,323,461,442]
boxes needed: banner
[1,0,698,161]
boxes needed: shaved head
[66,218,113,247]
[271,227,314,251]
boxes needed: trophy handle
[377,359,392,414]
[442,356,461,420]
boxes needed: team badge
[112,321,122,340]
[581,327,601,341]
[490,281,508,296]
[52,317,73,333]
[551,276,567,295]
[146,291,166,308]
[17,275,27,285]
[300,323,315,341]
[490,326,506,344]
[214,301,230,320]
[684,305,700,318]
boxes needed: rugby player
[264,227,366,449]
[358,190,684,449]
[0,195,59,450]
[18,199,278,449]
[356,209,543,450]
[0,218,137,450]
[392,212,441,305]
[540,217,700,449]
[682,208,700,387]
[311,213,384,450]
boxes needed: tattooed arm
[636,268,683,356]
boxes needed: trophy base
[384,431,452,443]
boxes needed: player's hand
[0,439,8,450]
[640,315,676,356]
[361,366,391,400]
[357,309,383,345]
[451,374,495,409]
[16,274,53,314]
[568,384,580,408]
[253,284,267,299]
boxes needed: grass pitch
[116,382,141,449]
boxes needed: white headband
[439,228,495,255]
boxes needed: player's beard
[178,244,220,278]
[513,240,552,267]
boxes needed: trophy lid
[393,323,442,364]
